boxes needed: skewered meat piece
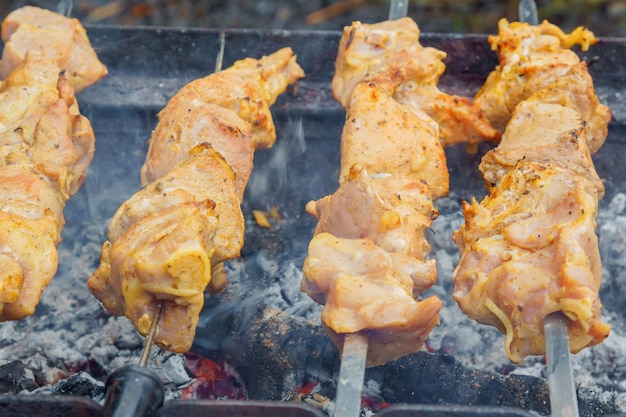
[303,167,442,367]
[304,231,442,368]
[1,6,107,92]
[89,48,304,353]
[0,51,97,320]
[141,101,253,199]
[332,18,500,147]
[453,159,610,364]
[89,144,226,352]
[479,100,604,196]
[339,82,449,199]
[306,165,439,261]
[453,21,611,364]
[475,19,611,152]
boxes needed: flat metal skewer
[57,0,74,17]
[388,0,409,20]
[515,1,580,415]
[333,332,369,417]
[518,0,539,25]
[544,313,580,417]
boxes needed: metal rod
[138,301,163,367]
[389,0,409,20]
[333,332,369,417]
[215,31,226,73]
[55,0,74,18]
[518,0,539,24]
[544,313,580,417]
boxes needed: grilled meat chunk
[453,161,610,364]
[303,232,441,367]
[479,100,604,197]
[1,6,107,91]
[339,82,448,199]
[306,165,438,261]
[141,100,254,198]
[332,18,499,146]
[0,165,63,320]
[155,47,304,150]
[89,48,304,352]
[475,19,610,152]
[0,45,98,321]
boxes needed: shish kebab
[0,6,106,321]
[0,6,165,416]
[88,47,304,353]
[452,3,611,417]
[85,23,303,417]
[301,2,499,416]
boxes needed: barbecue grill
[0,17,625,417]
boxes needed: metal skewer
[518,0,539,25]
[333,332,369,417]
[334,3,410,417]
[57,0,74,18]
[544,313,580,417]
[389,0,409,21]
[102,301,165,417]
[515,1,580,416]
[138,301,163,367]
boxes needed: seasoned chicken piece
[479,100,604,196]
[524,62,611,153]
[1,6,107,91]
[303,232,441,367]
[332,18,499,146]
[0,164,64,320]
[340,82,449,199]
[0,50,96,321]
[90,49,304,352]
[141,98,253,198]
[306,165,438,261]
[0,51,95,196]
[453,161,610,364]
[109,145,243,265]
[168,47,304,149]
[88,145,235,352]
[474,18,610,151]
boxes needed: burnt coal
[31,372,104,400]
[194,307,621,416]
[0,361,38,394]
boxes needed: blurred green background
[2,0,625,36]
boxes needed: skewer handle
[102,365,165,417]
[544,313,580,417]
[103,302,165,417]
[333,332,369,417]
